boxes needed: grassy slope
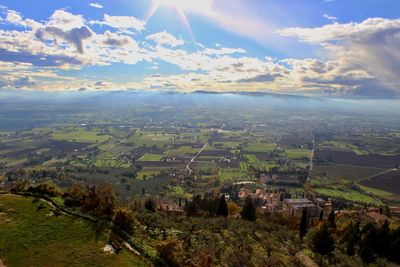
[0,194,145,267]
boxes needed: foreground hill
[0,194,146,267]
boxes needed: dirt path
[186,143,207,174]
[307,138,315,181]
[0,259,6,267]
[357,168,396,183]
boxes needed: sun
[146,0,213,42]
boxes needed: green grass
[239,162,248,171]
[92,152,131,168]
[52,130,110,143]
[244,142,276,152]
[313,187,381,205]
[285,149,311,159]
[0,194,146,267]
[357,185,393,198]
[167,146,199,156]
[124,131,174,148]
[219,169,253,183]
[243,154,259,164]
[138,153,164,162]
[213,141,241,149]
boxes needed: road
[186,143,208,174]
[307,138,315,181]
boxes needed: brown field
[360,170,400,196]
[315,149,400,169]
[314,163,386,181]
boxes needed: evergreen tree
[328,209,335,228]
[359,222,378,264]
[377,220,391,259]
[241,196,256,221]
[217,195,228,217]
[299,208,309,241]
[186,200,197,217]
[342,222,360,256]
[145,197,156,212]
[310,223,335,256]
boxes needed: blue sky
[0,0,400,97]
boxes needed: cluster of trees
[12,180,61,197]
[341,220,400,264]
[185,194,229,218]
[63,183,115,218]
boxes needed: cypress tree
[241,196,256,221]
[299,208,309,241]
[311,223,335,256]
[328,209,335,228]
[145,197,156,212]
[217,195,228,217]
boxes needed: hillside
[0,194,146,267]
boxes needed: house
[157,200,184,213]
[313,198,333,219]
[390,207,400,216]
[365,212,390,223]
[283,198,318,217]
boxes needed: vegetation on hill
[0,194,146,267]
[3,181,400,267]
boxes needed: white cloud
[278,18,400,96]
[4,9,42,29]
[202,47,246,56]
[89,3,103,9]
[90,14,145,33]
[47,10,85,31]
[323,14,338,21]
[146,31,184,47]
[1,7,398,97]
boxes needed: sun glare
[146,0,214,42]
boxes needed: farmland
[1,92,400,206]
[360,170,400,196]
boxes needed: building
[314,198,333,219]
[283,198,318,217]
[157,200,184,213]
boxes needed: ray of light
[145,0,197,43]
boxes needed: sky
[0,0,400,98]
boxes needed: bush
[113,208,135,234]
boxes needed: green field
[357,185,393,198]
[243,154,259,164]
[167,146,199,156]
[138,153,164,161]
[0,194,145,267]
[219,169,253,183]
[239,162,248,171]
[313,187,381,205]
[244,142,276,152]
[285,149,311,159]
[124,131,174,148]
[52,130,111,143]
